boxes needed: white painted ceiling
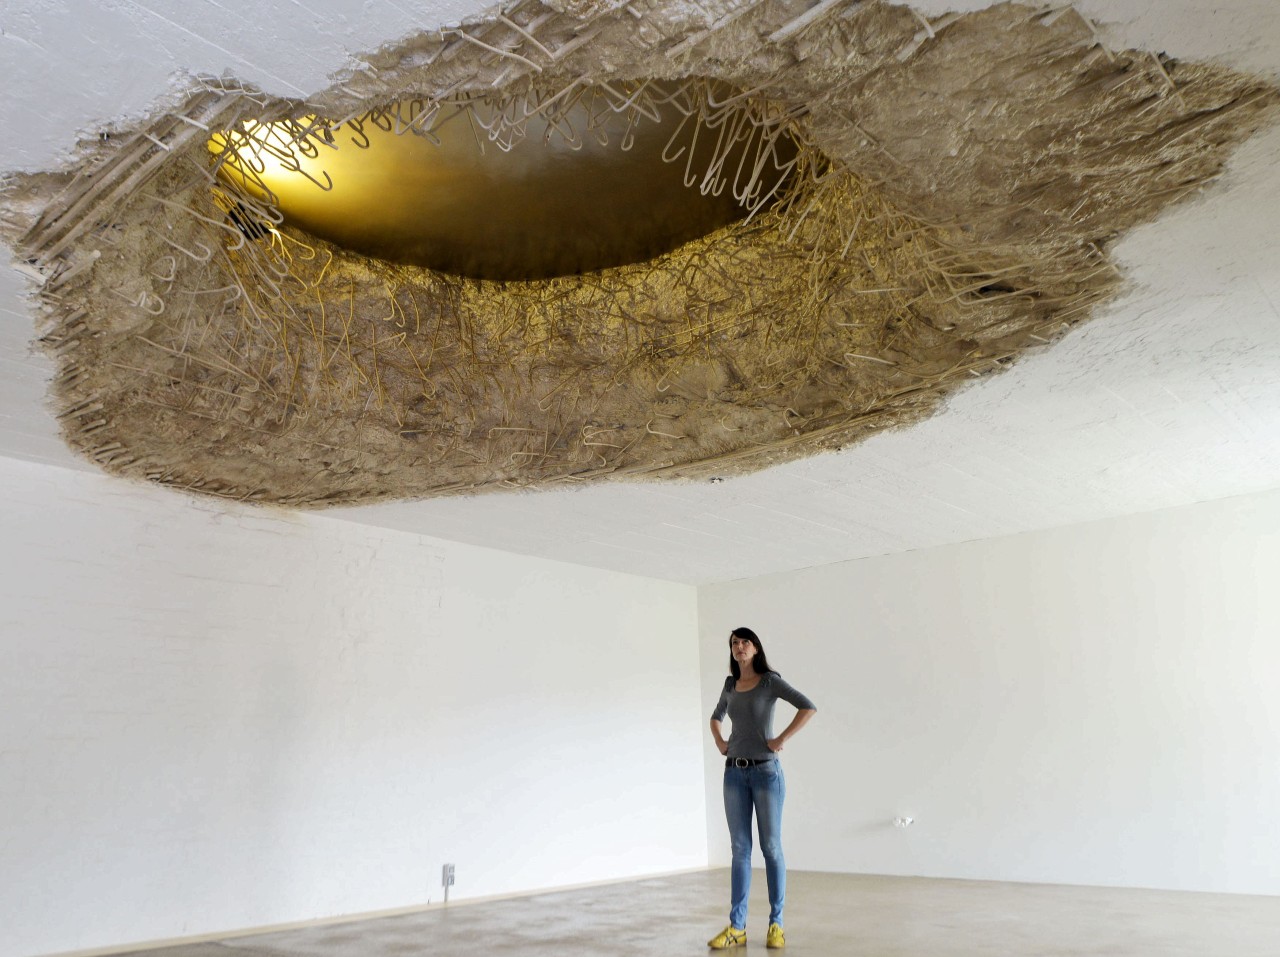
[2,0,1278,584]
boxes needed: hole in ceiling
[208,81,801,281]
[4,1,1275,507]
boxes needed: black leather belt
[726,757,773,768]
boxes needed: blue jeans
[723,758,786,928]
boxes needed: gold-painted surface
[209,87,798,281]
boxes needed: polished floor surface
[116,869,1280,957]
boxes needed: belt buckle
[733,757,750,769]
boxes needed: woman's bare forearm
[710,718,729,754]
[767,708,816,752]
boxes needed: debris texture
[3,0,1276,505]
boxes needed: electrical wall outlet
[442,863,456,887]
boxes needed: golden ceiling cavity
[2,0,1276,506]
[208,83,801,280]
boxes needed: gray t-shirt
[711,672,817,760]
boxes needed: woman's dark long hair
[729,626,775,679]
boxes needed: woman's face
[730,634,757,666]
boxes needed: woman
[708,627,817,951]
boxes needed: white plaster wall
[0,456,704,957]
[698,487,1280,895]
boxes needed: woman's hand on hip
[767,737,784,752]
[717,739,729,755]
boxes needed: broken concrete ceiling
[2,0,1279,584]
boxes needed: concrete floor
[116,869,1280,957]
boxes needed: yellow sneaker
[767,923,786,948]
[708,925,747,949]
